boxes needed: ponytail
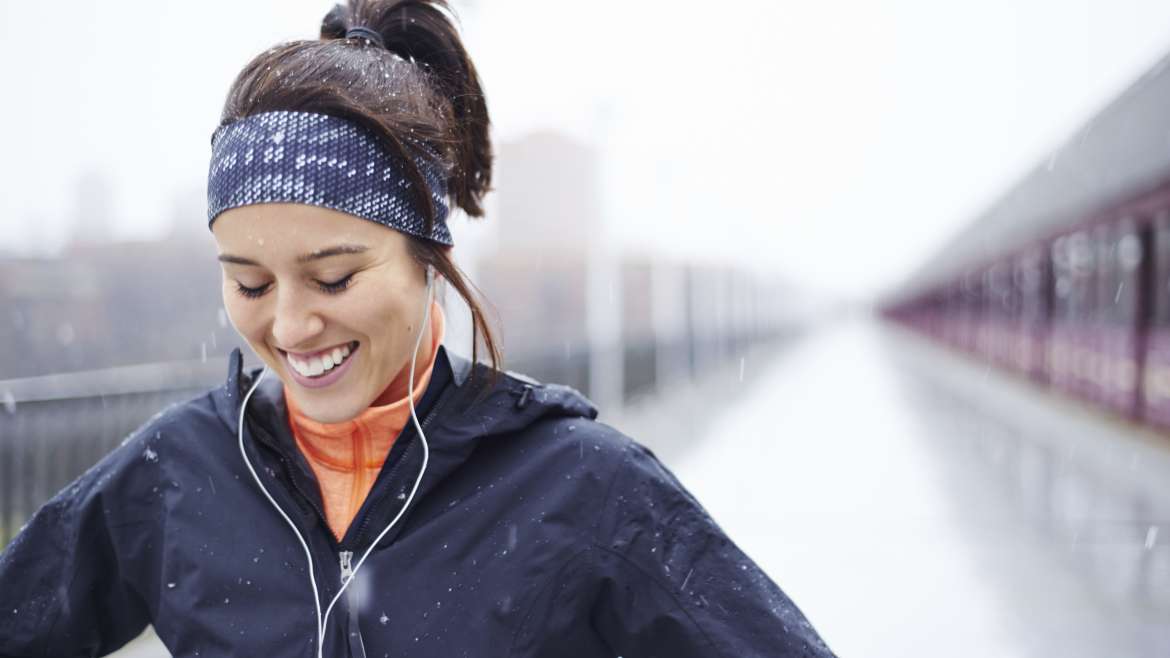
[321,0,493,218]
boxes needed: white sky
[4,0,1170,299]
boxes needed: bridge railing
[0,324,798,547]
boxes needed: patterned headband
[206,110,453,245]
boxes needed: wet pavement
[627,317,1170,658]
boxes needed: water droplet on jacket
[506,524,518,551]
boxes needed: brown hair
[218,0,502,391]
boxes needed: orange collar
[283,300,446,471]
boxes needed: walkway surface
[621,317,1170,658]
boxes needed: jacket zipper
[339,549,355,585]
[339,550,367,658]
[330,385,458,658]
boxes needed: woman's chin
[283,381,367,424]
[293,398,362,425]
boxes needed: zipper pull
[339,550,354,586]
[338,549,369,657]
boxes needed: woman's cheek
[220,284,258,344]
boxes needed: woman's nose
[271,289,325,350]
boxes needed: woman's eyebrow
[217,244,369,266]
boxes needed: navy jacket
[0,345,836,657]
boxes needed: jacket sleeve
[589,440,836,658]
[0,425,162,657]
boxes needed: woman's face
[212,203,435,424]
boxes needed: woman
[0,2,836,656]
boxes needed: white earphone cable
[238,266,437,658]
[237,366,326,652]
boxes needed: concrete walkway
[629,317,1170,658]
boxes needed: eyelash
[234,274,355,299]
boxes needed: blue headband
[207,110,453,245]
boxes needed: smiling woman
[0,1,836,657]
[213,202,443,423]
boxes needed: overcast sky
[4,0,1170,299]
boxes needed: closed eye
[233,274,355,300]
[317,274,355,294]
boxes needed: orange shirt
[284,300,445,541]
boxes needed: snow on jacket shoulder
[0,345,836,658]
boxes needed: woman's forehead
[213,203,400,251]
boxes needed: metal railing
[1,328,796,547]
[0,359,227,545]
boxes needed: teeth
[287,342,354,378]
[290,357,313,377]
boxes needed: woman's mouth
[280,340,360,388]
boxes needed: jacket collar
[211,343,598,451]
[210,342,599,549]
